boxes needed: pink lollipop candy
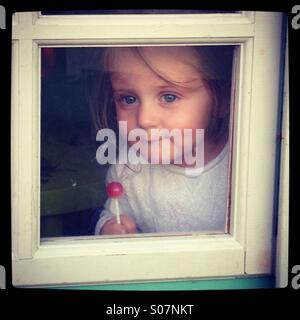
[106,181,124,224]
[106,181,124,198]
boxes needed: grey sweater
[95,144,229,235]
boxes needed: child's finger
[120,214,137,233]
[101,219,127,235]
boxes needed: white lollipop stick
[106,181,124,225]
[115,198,121,224]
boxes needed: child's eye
[121,95,137,105]
[161,94,178,103]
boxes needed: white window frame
[11,11,285,287]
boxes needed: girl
[90,45,234,235]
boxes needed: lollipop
[106,181,124,224]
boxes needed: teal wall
[55,276,275,290]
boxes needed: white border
[276,32,289,288]
[12,12,255,40]
[32,11,255,25]
[11,12,284,286]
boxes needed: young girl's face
[109,47,215,165]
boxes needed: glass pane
[41,9,239,15]
[40,45,236,238]
[40,48,108,237]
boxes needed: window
[40,45,236,238]
[11,11,287,287]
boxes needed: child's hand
[101,214,137,235]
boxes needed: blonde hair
[89,46,234,144]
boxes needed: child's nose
[137,100,160,130]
